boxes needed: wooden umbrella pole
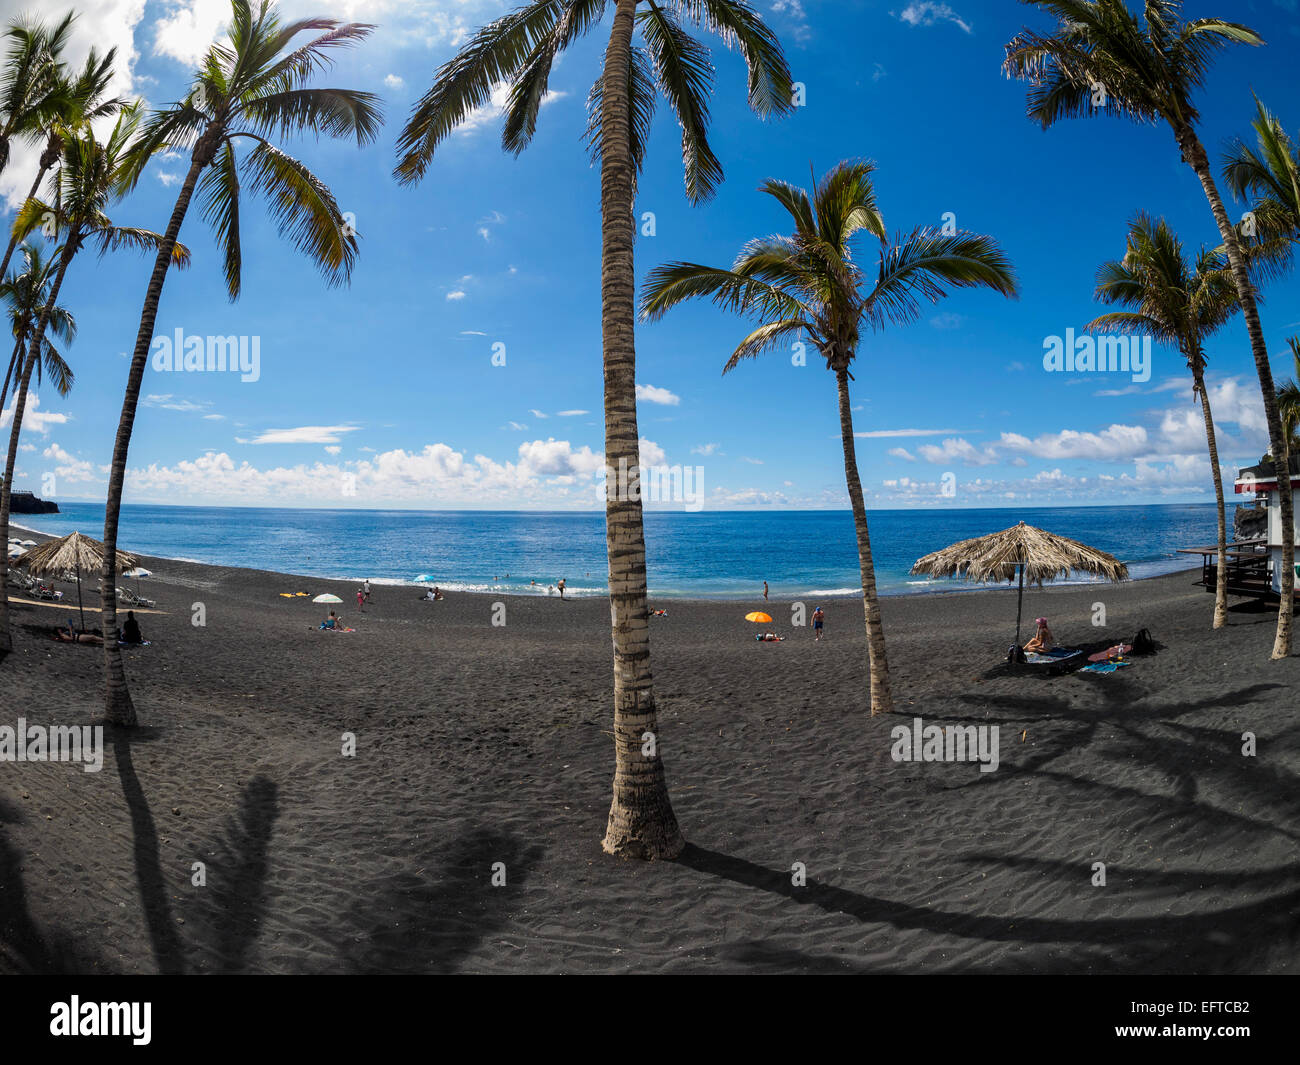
[1014,563,1024,646]
[76,558,85,634]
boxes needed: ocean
[12,502,1227,600]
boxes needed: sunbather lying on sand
[755,632,785,642]
[52,620,103,645]
[1023,617,1054,653]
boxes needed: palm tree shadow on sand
[186,775,278,973]
[108,727,279,974]
[329,827,545,974]
[678,681,1300,974]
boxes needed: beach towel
[1087,643,1133,663]
[1080,661,1132,674]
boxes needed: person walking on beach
[763,580,769,601]
[363,579,371,601]
[812,606,824,642]
[557,578,567,600]
[357,589,365,612]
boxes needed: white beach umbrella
[312,593,342,604]
[20,539,36,546]
[123,566,153,595]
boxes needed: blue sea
[12,503,1228,600]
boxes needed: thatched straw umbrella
[911,521,1129,645]
[19,532,138,633]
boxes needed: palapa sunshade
[910,521,1129,645]
[19,531,138,633]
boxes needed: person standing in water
[557,578,567,600]
[763,580,769,602]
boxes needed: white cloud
[998,424,1149,462]
[324,445,342,455]
[896,2,973,34]
[42,442,97,483]
[144,394,212,414]
[916,437,998,466]
[529,409,549,419]
[1,393,67,435]
[888,447,916,461]
[456,81,566,138]
[556,409,589,417]
[384,73,404,90]
[446,290,466,301]
[691,443,721,456]
[153,0,229,65]
[636,383,681,406]
[248,425,360,445]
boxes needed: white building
[1234,454,1300,596]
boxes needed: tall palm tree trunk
[1,334,24,427]
[0,145,55,286]
[0,238,77,651]
[1179,128,1294,657]
[101,149,209,725]
[835,366,893,715]
[1194,366,1229,628]
[599,0,683,860]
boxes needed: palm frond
[639,1,722,202]
[236,134,358,289]
[394,1,565,184]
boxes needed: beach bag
[1007,644,1026,665]
[1132,628,1156,655]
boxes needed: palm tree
[1087,214,1239,627]
[1278,337,1300,459]
[0,242,74,419]
[395,0,793,859]
[1004,0,1295,658]
[0,109,185,652]
[1223,97,1300,274]
[99,0,380,725]
[641,161,1017,715]
[0,41,125,292]
[0,12,72,175]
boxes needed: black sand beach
[2,542,1297,974]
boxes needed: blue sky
[4,0,1300,511]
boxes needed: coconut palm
[0,41,125,292]
[0,12,73,175]
[98,0,380,725]
[641,161,1018,715]
[1278,337,1300,459]
[1003,0,1294,658]
[0,109,185,653]
[0,242,74,418]
[395,0,793,859]
[1223,97,1300,277]
[1087,214,1239,627]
